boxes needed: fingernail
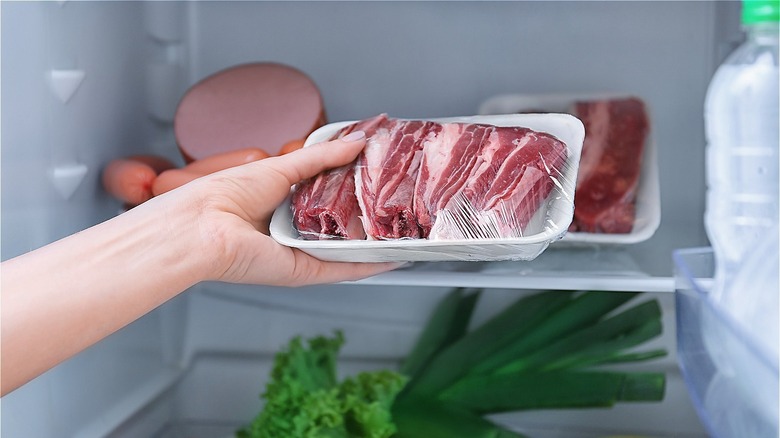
[341,130,366,142]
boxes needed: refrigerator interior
[1,1,743,436]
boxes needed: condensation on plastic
[478,93,661,246]
[269,114,584,262]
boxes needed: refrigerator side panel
[1,3,186,437]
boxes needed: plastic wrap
[479,93,660,245]
[269,114,584,262]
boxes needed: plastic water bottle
[704,0,779,302]
[702,6,779,435]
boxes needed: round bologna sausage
[174,62,326,162]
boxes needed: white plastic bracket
[47,69,85,104]
[50,163,88,200]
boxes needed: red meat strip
[291,164,363,240]
[570,97,648,233]
[414,123,493,237]
[463,127,567,236]
[426,126,568,239]
[290,115,386,239]
[356,117,440,239]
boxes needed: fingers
[261,130,366,185]
[273,245,404,286]
[212,224,403,286]
[289,256,404,286]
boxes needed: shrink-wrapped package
[270,114,584,262]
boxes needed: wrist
[153,183,238,284]
[141,191,218,287]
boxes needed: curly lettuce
[237,332,407,438]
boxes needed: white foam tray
[270,114,584,262]
[479,93,661,246]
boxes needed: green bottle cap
[743,0,780,24]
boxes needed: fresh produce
[399,288,480,378]
[239,289,667,437]
[237,331,407,438]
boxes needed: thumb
[263,130,366,185]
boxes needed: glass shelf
[352,246,675,293]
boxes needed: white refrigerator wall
[1,1,740,437]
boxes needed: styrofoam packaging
[270,114,584,262]
[478,93,661,245]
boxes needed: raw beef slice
[413,122,493,238]
[420,125,568,239]
[291,164,364,240]
[290,115,387,240]
[570,97,648,233]
[355,116,440,239]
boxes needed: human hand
[2,132,398,395]
[161,131,400,286]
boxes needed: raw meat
[421,126,568,239]
[290,115,387,240]
[291,164,364,240]
[569,97,648,233]
[355,117,439,239]
[291,115,569,241]
[412,123,493,237]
